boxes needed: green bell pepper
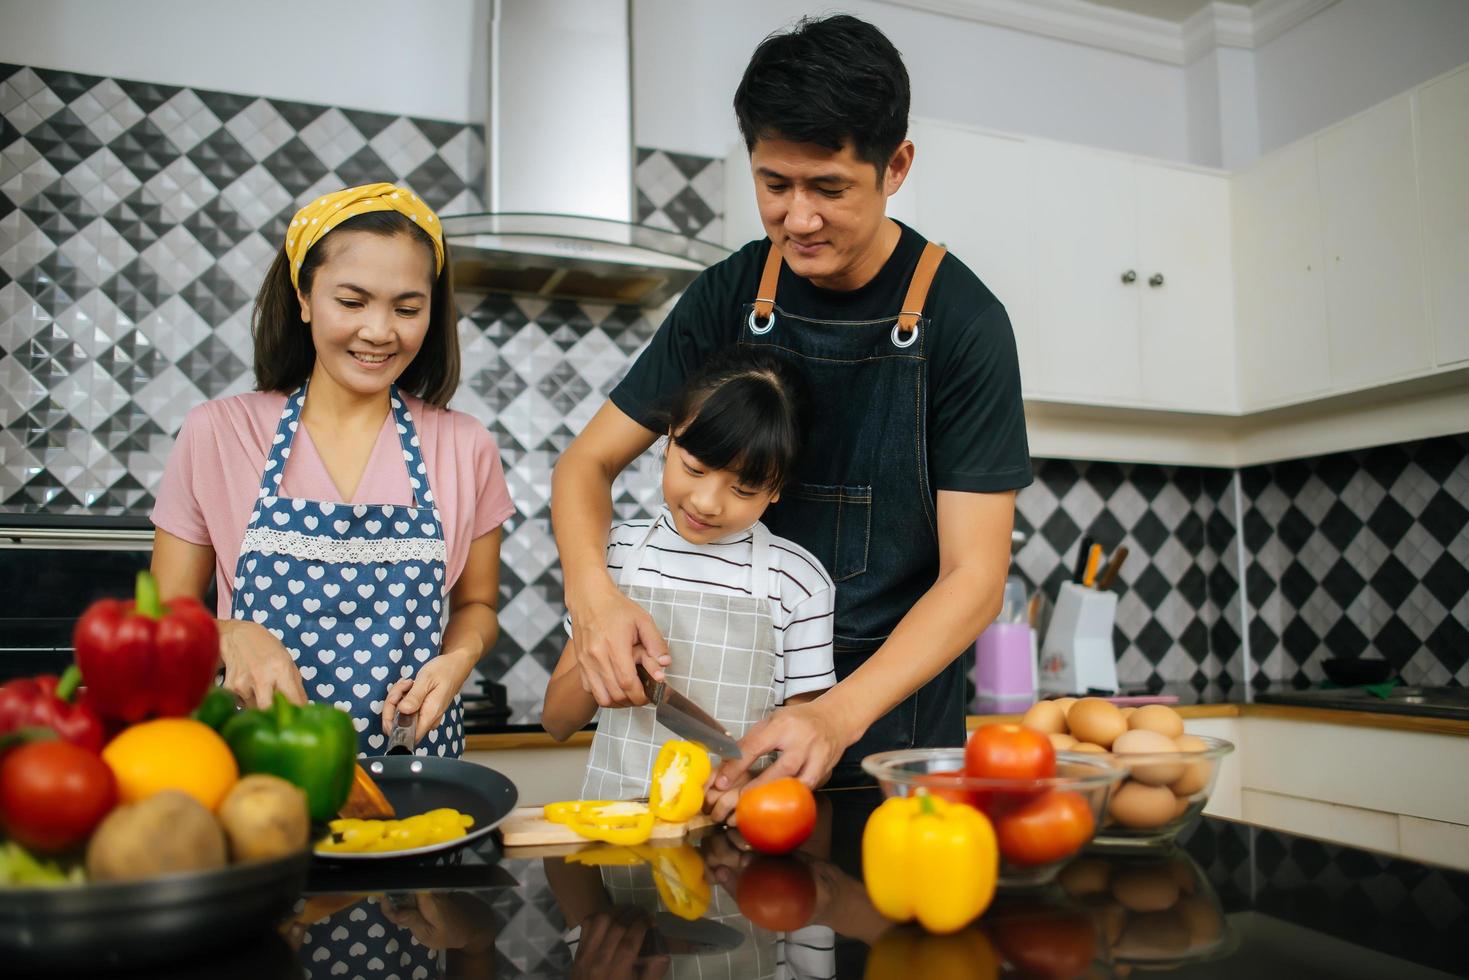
[190,686,238,731]
[220,693,356,822]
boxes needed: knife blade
[636,664,742,758]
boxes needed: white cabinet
[1415,64,1469,367]
[1026,141,1142,403]
[1137,162,1237,411]
[907,120,1037,391]
[1232,139,1332,409]
[1315,94,1433,389]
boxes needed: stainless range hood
[441,0,727,307]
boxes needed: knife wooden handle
[635,663,664,705]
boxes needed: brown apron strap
[752,241,783,322]
[896,242,947,335]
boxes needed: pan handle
[385,711,417,756]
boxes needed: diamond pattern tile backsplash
[3,63,1465,726]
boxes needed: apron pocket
[782,483,871,582]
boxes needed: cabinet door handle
[1149,273,1165,287]
[1120,270,1137,284]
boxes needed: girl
[150,183,515,758]
[543,346,836,805]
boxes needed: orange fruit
[102,718,239,810]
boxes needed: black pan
[313,755,518,861]
[1322,657,1394,687]
[0,850,309,974]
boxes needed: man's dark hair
[733,14,910,178]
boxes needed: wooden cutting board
[498,806,714,849]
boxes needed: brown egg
[1175,895,1223,946]
[1021,700,1067,735]
[1068,698,1128,749]
[1071,741,1108,754]
[1120,706,1136,720]
[1112,730,1185,786]
[1170,734,1213,797]
[1053,696,1078,718]
[1128,704,1184,739]
[1048,732,1079,751]
[1093,902,1127,946]
[1115,910,1191,958]
[1111,866,1180,912]
[1058,857,1112,897]
[1173,795,1193,819]
[1169,856,1198,895]
[1108,780,1178,828]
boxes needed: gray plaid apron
[581,518,779,800]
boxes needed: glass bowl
[862,748,1124,886]
[1091,735,1235,847]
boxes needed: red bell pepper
[73,571,219,723]
[0,666,104,753]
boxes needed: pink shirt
[152,391,515,617]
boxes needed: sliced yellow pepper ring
[648,740,712,823]
[565,845,647,867]
[557,801,656,845]
[544,800,617,825]
[316,808,476,853]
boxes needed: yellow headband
[284,182,445,289]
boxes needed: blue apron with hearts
[229,383,463,758]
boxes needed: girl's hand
[219,620,308,708]
[567,576,671,708]
[380,650,476,743]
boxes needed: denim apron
[228,383,463,757]
[580,513,778,800]
[741,240,965,784]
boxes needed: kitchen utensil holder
[1039,582,1119,694]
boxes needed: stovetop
[1256,685,1469,720]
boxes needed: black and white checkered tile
[0,63,485,513]
[634,147,723,243]
[1239,433,1469,690]
[1012,459,1242,695]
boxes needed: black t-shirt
[611,221,1032,494]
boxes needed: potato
[217,774,310,863]
[86,790,226,882]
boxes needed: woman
[151,183,514,756]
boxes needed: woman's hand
[566,574,671,708]
[380,649,476,743]
[219,620,307,708]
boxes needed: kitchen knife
[635,664,742,758]
[1072,536,1094,583]
[1095,546,1129,590]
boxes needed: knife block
[1039,582,1119,694]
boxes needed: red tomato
[735,777,817,854]
[735,855,819,931]
[994,790,1095,867]
[914,768,974,806]
[0,739,117,853]
[965,724,1056,781]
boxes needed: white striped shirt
[570,507,837,703]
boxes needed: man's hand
[567,575,670,707]
[711,700,852,795]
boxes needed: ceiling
[1086,0,1266,23]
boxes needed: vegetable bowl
[863,748,1123,886]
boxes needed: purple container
[975,622,1037,700]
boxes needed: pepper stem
[55,664,83,703]
[919,793,937,816]
[135,570,163,619]
[274,691,293,728]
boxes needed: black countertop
[41,791,1466,979]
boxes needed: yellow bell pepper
[565,845,647,866]
[862,795,998,934]
[544,801,656,845]
[648,740,712,822]
[316,808,474,853]
[634,843,711,920]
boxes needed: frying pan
[1322,657,1394,687]
[313,754,518,861]
[0,850,309,973]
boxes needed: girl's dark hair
[252,210,460,406]
[655,346,811,493]
[733,14,910,181]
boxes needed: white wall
[633,0,1192,164]
[0,0,490,123]
[1253,0,1469,154]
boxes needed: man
[551,14,1030,809]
